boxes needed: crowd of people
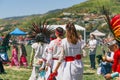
[10,43,28,68]
[28,23,86,80]
[28,22,120,80]
[28,21,120,80]
[0,36,28,74]
[0,19,120,80]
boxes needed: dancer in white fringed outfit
[29,33,48,80]
[29,22,53,80]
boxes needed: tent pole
[84,29,86,43]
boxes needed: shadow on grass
[83,72,95,75]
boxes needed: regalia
[0,34,11,63]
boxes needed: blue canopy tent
[10,28,27,36]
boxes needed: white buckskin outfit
[29,42,48,80]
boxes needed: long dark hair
[66,22,79,44]
[20,44,27,56]
[90,34,96,39]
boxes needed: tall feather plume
[39,21,43,33]
[29,20,54,40]
[97,0,114,36]
[100,3,120,42]
[32,23,40,33]
[43,20,47,33]
[101,5,114,35]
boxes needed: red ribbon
[55,30,63,36]
[47,72,58,80]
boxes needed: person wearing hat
[105,39,120,80]
[97,39,114,77]
[104,14,120,80]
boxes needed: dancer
[19,44,28,68]
[103,14,120,80]
[0,40,5,74]
[52,22,84,80]
[10,45,19,67]
[39,33,57,80]
[0,34,11,73]
[29,22,53,80]
[46,27,64,80]
[104,39,120,80]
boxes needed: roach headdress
[29,21,53,43]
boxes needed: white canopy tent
[90,30,106,36]
[47,24,86,41]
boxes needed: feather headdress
[101,5,120,42]
[29,21,54,43]
[110,14,120,42]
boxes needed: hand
[52,70,58,76]
[82,49,86,57]
[102,56,106,61]
[39,67,44,71]
[48,71,58,80]
[117,77,120,80]
[37,59,43,65]
[105,73,112,80]
[45,66,48,71]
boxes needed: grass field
[0,45,115,80]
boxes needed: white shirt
[88,39,97,51]
[106,51,114,61]
[31,42,47,60]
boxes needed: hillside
[0,0,120,35]
[65,0,120,14]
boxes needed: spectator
[87,34,97,69]
[100,48,114,76]
[105,39,120,80]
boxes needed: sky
[0,0,86,19]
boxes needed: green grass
[0,45,115,80]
